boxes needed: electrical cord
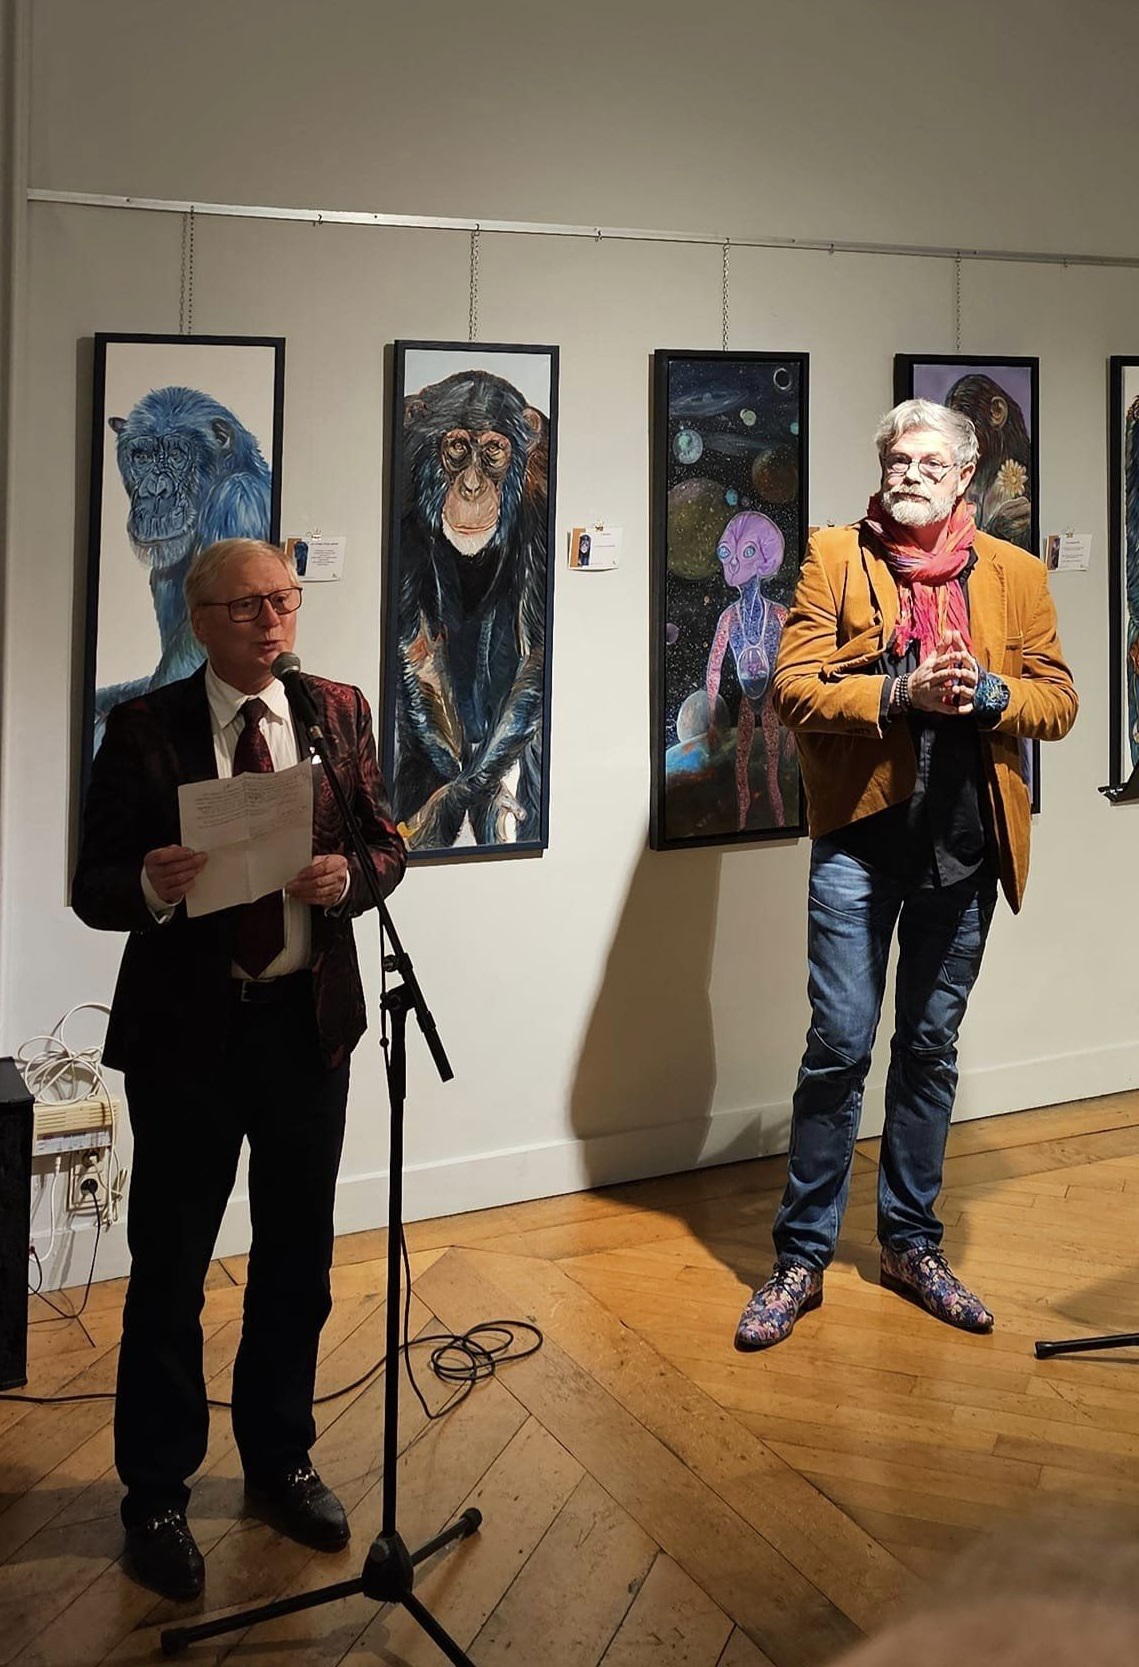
[1,1223,543,1409]
[25,1187,104,1330]
[18,1004,129,1227]
[397,1227,541,1422]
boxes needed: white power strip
[33,1095,117,1155]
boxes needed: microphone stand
[162,696,480,1663]
[1035,1331,1139,1360]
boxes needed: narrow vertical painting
[894,354,1041,810]
[893,356,1039,554]
[84,333,285,788]
[383,342,558,858]
[651,350,809,849]
[1109,357,1139,788]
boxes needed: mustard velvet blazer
[772,524,1078,912]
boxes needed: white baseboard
[31,1040,1139,1291]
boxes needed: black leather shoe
[245,1463,350,1551]
[124,1509,205,1601]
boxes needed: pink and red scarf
[862,494,977,660]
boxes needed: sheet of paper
[568,525,622,570]
[1043,532,1092,571]
[286,535,347,582]
[178,759,314,918]
[1055,532,1092,571]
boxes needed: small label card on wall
[1043,532,1091,572]
[568,525,622,570]
[286,535,347,582]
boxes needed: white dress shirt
[141,666,336,978]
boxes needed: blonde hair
[184,539,298,610]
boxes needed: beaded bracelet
[895,672,913,713]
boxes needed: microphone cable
[309,1229,543,1422]
[1,1224,543,1411]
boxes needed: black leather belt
[231,970,312,1005]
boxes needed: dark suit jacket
[72,666,407,1073]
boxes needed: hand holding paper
[144,845,208,905]
[287,853,349,907]
[177,759,314,918]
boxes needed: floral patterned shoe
[734,1259,823,1351]
[880,1242,993,1332]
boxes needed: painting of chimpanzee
[383,342,559,857]
[894,355,1039,556]
[83,334,284,782]
[1109,358,1139,788]
[894,353,1041,811]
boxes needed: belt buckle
[237,980,261,1004]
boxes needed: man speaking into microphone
[72,538,406,1601]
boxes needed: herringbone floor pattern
[5,1092,1139,1664]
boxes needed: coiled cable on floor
[1,1225,543,1411]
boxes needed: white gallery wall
[2,0,1139,1283]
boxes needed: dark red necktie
[231,697,286,978]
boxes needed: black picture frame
[382,340,559,860]
[83,332,285,793]
[650,349,809,850]
[893,352,1041,813]
[1109,356,1139,790]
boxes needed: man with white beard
[735,399,1077,1350]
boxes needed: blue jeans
[772,837,998,1270]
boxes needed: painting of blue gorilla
[94,385,272,745]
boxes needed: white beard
[442,518,495,556]
[882,480,957,527]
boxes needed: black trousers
[116,975,349,1528]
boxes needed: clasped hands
[899,629,979,717]
[143,848,349,908]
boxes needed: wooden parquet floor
[5,1091,1139,1665]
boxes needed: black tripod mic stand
[162,670,481,1662]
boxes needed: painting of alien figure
[651,350,809,849]
[83,334,285,784]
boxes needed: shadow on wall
[569,844,721,1185]
[564,834,997,1297]
[569,842,776,1194]
[566,841,794,1295]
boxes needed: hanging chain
[721,239,731,352]
[179,213,188,333]
[468,225,481,343]
[179,208,196,335]
[953,253,961,354]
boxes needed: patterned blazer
[72,665,407,1072]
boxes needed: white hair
[184,539,297,609]
[874,398,979,470]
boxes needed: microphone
[271,651,320,731]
